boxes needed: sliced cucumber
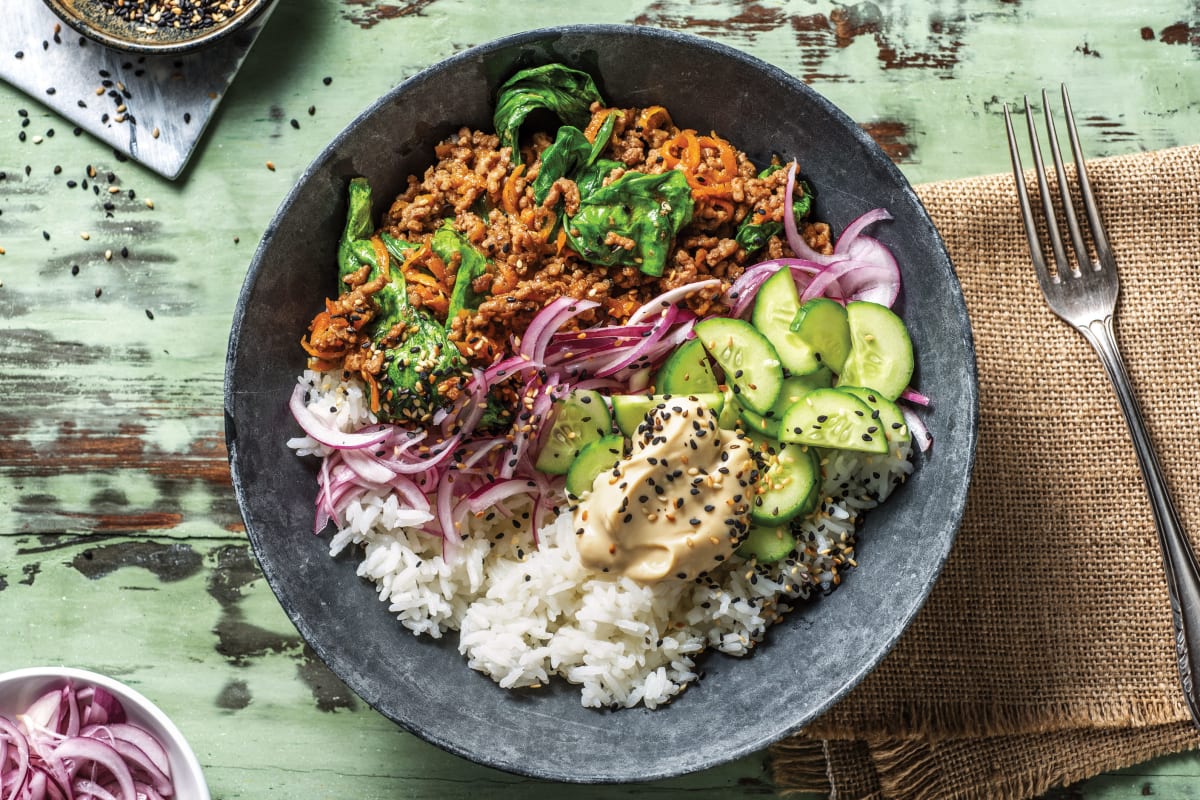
[737,373,831,440]
[739,406,780,439]
[791,298,851,373]
[837,301,914,401]
[736,525,797,564]
[566,434,625,497]
[655,338,719,394]
[750,442,820,525]
[838,386,911,448]
[534,390,613,475]
[778,387,888,454]
[716,386,740,431]
[750,269,821,374]
[611,393,725,437]
[695,317,783,416]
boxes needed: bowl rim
[226,22,979,782]
[40,0,275,54]
[0,666,211,799]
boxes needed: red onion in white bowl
[0,668,208,800]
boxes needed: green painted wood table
[2,1,1199,797]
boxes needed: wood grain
[1,0,1198,796]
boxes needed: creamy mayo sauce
[574,397,756,582]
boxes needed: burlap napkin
[769,144,1200,799]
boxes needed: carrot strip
[636,105,673,132]
[502,164,525,215]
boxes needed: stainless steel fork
[1004,86,1200,726]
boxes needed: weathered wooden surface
[1,0,1198,797]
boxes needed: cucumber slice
[695,317,783,415]
[611,393,725,437]
[736,525,797,564]
[566,434,625,497]
[655,338,719,393]
[750,269,821,374]
[778,387,888,454]
[534,390,613,475]
[737,373,832,440]
[838,386,911,448]
[837,302,914,401]
[750,442,820,525]
[791,298,851,373]
[739,406,780,439]
[716,387,740,430]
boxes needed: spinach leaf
[573,158,623,197]
[564,170,693,277]
[337,177,377,283]
[432,221,492,326]
[494,64,603,157]
[531,111,619,205]
[734,168,815,255]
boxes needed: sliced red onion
[833,236,900,306]
[436,473,461,559]
[289,385,389,451]
[519,297,599,364]
[724,259,823,318]
[799,256,892,305]
[627,278,721,325]
[74,778,121,800]
[833,208,893,255]
[79,727,168,778]
[783,161,836,265]
[900,387,931,407]
[51,738,135,800]
[339,448,396,485]
[901,405,932,453]
[0,717,30,800]
[466,479,538,514]
[131,781,166,800]
[107,740,171,797]
[388,474,432,513]
[21,688,65,734]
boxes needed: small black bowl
[225,25,978,783]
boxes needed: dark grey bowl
[225,25,977,783]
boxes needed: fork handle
[1078,316,1200,726]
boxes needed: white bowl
[0,667,210,799]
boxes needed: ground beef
[377,105,820,366]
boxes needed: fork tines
[1003,85,1116,283]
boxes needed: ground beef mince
[377,104,823,367]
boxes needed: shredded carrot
[369,235,390,273]
[502,164,526,215]
[365,372,382,413]
[555,228,569,255]
[660,129,738,204]
[636,105,672,132]
[583,109,612,143]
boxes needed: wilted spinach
[734,165,814,255]
[493,63,604,157]
[432,221,492,325]
[332,179,468,423]
[531,111,619,205]
[564,170,693,277]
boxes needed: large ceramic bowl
[225,25,977,782]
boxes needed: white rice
[289,370,913,708]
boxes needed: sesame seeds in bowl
[42,0,274,54]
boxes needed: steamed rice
[289,369,912,709]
